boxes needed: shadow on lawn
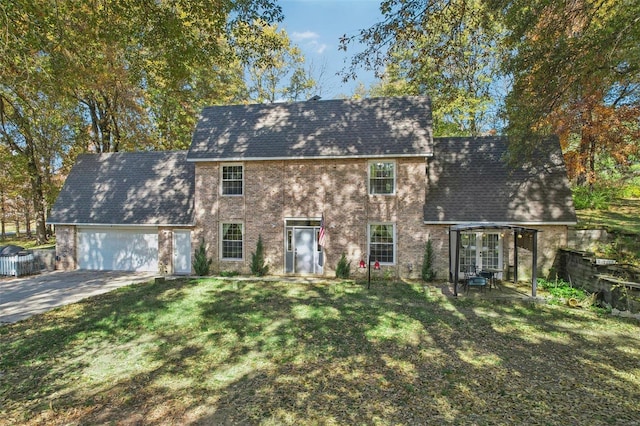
[191,282,640,425]
[1,278,639,425]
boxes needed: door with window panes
[459,232,502,275]
[284,219,324,275]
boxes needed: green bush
[572,185,614,210]
[619,184,640,199]
[421,239,436,282]
[538,278,587,300]
[335,253,351,279]
[193,239,212,276]
[250,235,269,276]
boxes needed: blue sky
[279,0,384,99]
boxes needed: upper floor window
[221,223,243,260]
[369,161,395,195]
[222,164,243,195]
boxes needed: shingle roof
[424,136,577,224]
[188,96,433,161]
[48,151,194,226]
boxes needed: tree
[335,253,351,279]
[250,235,269,276]
[235,21,316,103]
[1,0,283,242]
[0,86,75,244]
[494,0,640,184]
[193,239,213,276]
[422,240,435,282]
[343,0,640,182]
[342,0,504,136]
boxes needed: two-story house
[49,96,576,280]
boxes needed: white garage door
[77,227,158,272]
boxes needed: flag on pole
[318,214,326,247]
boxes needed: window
[222,164,243,195]
[221,223,243,259]
[369,223,395,264]
[369,161,395,195]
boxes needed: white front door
[294,228,315,274]
[173,230,191,275]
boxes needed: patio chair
[465,276,488,293]
[479,270,495,290]
[463,265,487,293]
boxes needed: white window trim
[220,222,244,261]
[368,222,396,265]
[368,160,396,196]
[220,163,244,196]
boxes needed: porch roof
[449,224,541,298]
[449,223,541,233]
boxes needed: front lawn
[1,278,639,425]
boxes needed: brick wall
[158,227,173,274]
[194,159,571,279]
[194,158,429,277]
[55,225,77,271]
[508,225,570,280]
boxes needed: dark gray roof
[48,151,194,226]
[424,136,577,224]
[188,96,433,161]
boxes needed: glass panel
[369,162,395,194]
[222,223,243,259]
[285,220,321,227]
[460,233,476,272]
[482,234,500,269]
[222,165,243,195]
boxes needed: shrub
[250,235,269,276]
[193,239,212,276]
[538,278,587,300]
[421,239,436,282]
[335,253,351,279]
[619,184,640,199]
[572,185,614,210]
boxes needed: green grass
[0,235,55,250]
[576,198,640,266]
[576,198,640,234]
[1,278,639,425]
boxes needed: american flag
[318,214,326,247]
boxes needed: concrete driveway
[0,270,157,324]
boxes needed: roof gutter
[47,222,196,228]
[187,153,434,162]
[423,220,577,226]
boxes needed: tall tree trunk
[0,188,5,240]
[25,146,47,244]
[576,103,596,186]
[29,173,47,245]
[25,204,31,238]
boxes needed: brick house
[49,96,576,280]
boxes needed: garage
[77,227,158,272]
